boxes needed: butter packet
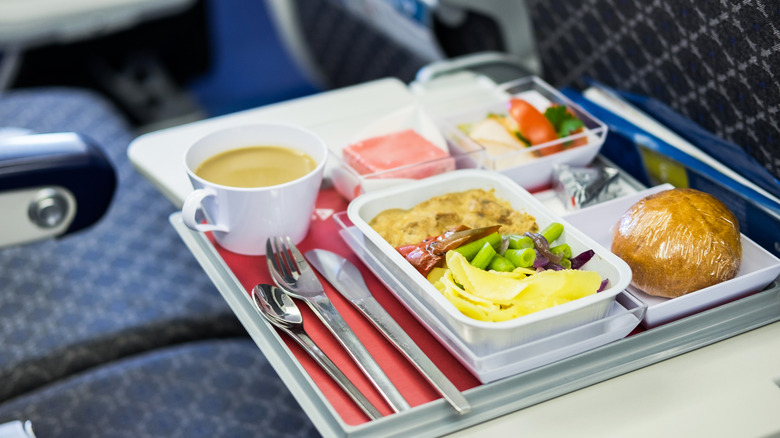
[552,163,620,210]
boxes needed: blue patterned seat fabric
[525,0,780,181]
[292,0,779,181]
[0,339,318,438]
[0,88,246,402]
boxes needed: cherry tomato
[507,98,561,155]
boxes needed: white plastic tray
[347,170,633,355]
[335,218,644,382]
[563,184,780,327]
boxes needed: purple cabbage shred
[570,249,595,269]
[532,251,549,269]
[525,232,562,264]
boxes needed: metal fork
[266,236,411,413]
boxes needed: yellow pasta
[430,251,602,322]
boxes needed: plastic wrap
[560,84,780,260]
[610,188,742,298]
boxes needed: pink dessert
[342,129,455,179]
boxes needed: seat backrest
[265,0,538,88]
[266,0,779,183]
[524,0,780,181]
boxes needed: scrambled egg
[368,189,538,247]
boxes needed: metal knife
[305,249,472,414]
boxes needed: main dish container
[347,170,633,357]
[442,76,608,191]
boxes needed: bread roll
[611,188,741,298]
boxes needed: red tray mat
[212,188,481,425]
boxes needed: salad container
[442,76,608,191]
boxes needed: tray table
[129,74,780,437]
[170,187,780,438]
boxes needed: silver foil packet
[552,163,621,210]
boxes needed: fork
[266,236,411,413]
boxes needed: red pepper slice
[396,225,502,276]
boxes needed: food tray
[136,67,780,436]
[171,208,780,438]
[347,170,632,352]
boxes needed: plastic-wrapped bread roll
[611,188,742,298]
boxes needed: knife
[305,249,472,414]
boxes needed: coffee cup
[182,123,328,255]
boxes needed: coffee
[195,145,317,188]
[183,123,327,255]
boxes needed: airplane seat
[264,0,540,89]
[0,87,247,404]
[267,0,778,181]
[524,0,780,181]
[0,338,318,438]
[264,0,429,89]
[0,0,209,128]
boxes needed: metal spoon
[251,284,383,420]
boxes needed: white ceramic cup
[182,123,328,255]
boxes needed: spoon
[252,284,383,420]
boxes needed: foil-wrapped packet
[552,163,621,210]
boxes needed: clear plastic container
[345,170,634,378]
[329,104,487,200]
[442,76,608,191]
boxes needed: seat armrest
[0,420,35,438]
[0,131,116,247]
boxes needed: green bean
[504,248,536,268]
[454,233,501,261]
[541,222,564,244]
[551,243,572,259]
[488,254,515,272]
[507,234,534,249]
[470,242,496,270]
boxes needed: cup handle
[182,188,229,233]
